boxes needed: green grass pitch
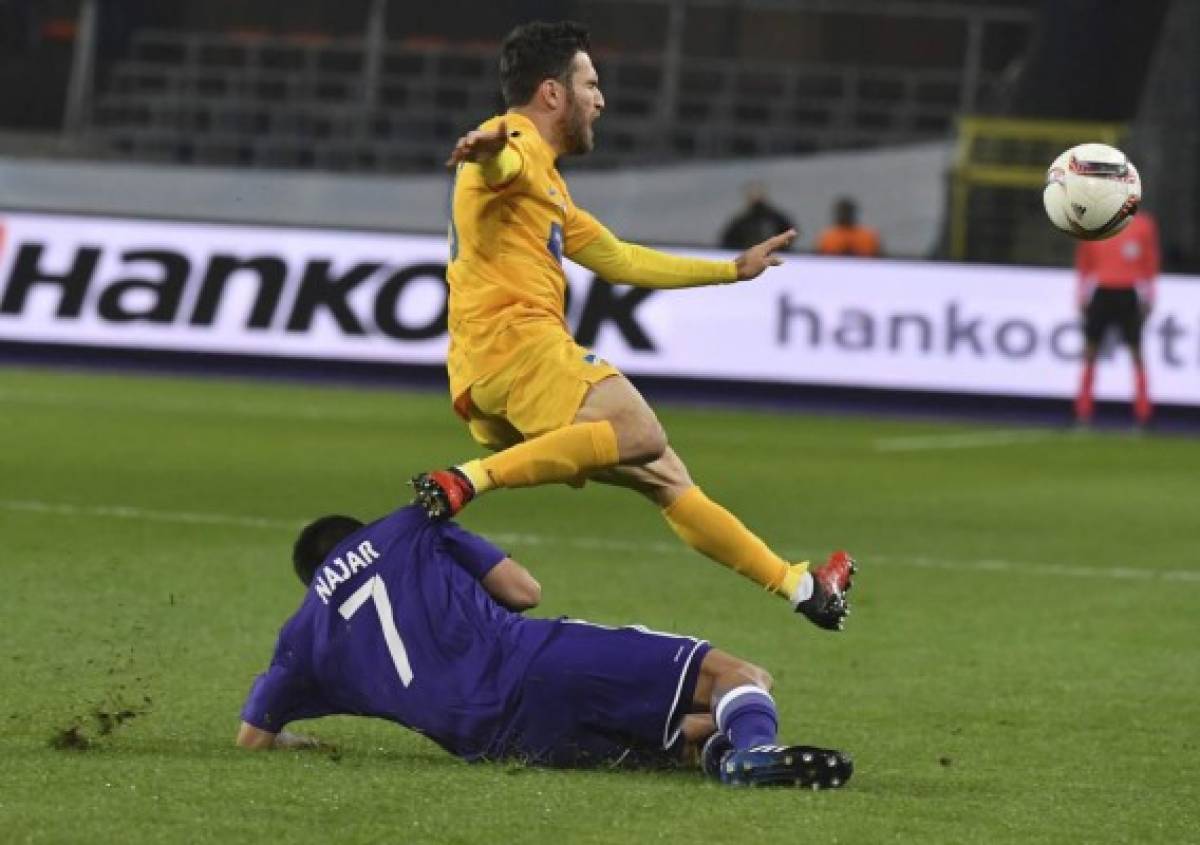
[1,366,1197,843]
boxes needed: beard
[559,90,594,156]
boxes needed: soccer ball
[1043,143,1141,240]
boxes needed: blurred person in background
[719,182,797,251]
[1074,210,1161,428]
[815,197,881,257]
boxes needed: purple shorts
[489,619,711,768]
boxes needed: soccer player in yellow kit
[413,21,855,630]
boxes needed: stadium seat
[90,14,1024,173]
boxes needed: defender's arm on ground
[235,722,327,751]
[569,218,796,287]
[481,557,542,611]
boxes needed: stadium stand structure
[949,117,1126,266]
[86,0,1036,173]
[1130,0,1200,272]
[945,0,1191,269]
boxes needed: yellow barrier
[950,117,1126,260]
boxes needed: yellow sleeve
[477,144,524,190]
[563,204,606,253]
[567,218,738,289]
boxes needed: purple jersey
[240,506,555,760]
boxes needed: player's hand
[734,229,797,280]
[275,730,336,752]
[445,120,510,172]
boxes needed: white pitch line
[0,389,412,424]
[0,499,298,530]
[3,498,1198,585]
[866,553,1200,583]
[487,531,683,557]
[874,429,1055,452]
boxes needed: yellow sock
[457,459,494,494]
[779,561,810,602]
[662,486,806,598]
[479,420,619,489]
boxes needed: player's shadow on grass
[312,746,709,786]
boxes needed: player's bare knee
[640,421,669,462]
[751,665,774,692]
[616,417,668,464]
[656,448,694,493]
[726,659,772,692]
[746,663,775,692]
[707,654,773,697]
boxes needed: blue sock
[714,685,778,750]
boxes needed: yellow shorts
[456,331,620,452]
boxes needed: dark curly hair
[292,515,364,585]
[499,21,590,107]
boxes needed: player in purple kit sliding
[235,505,855,788]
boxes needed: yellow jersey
[446,112,604,401]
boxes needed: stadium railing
[88,28,1008,173]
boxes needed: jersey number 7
[338,575,415,687]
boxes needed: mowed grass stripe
[3,496,1198,584]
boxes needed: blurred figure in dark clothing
[720,182,797,251]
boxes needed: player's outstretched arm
[733,229,797,281]
[444,120,524,188]
[446,120,510,166]
[569,221,739,289]
[236,721,277,749]
[571,219,798,289]
[235,721,329,751]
